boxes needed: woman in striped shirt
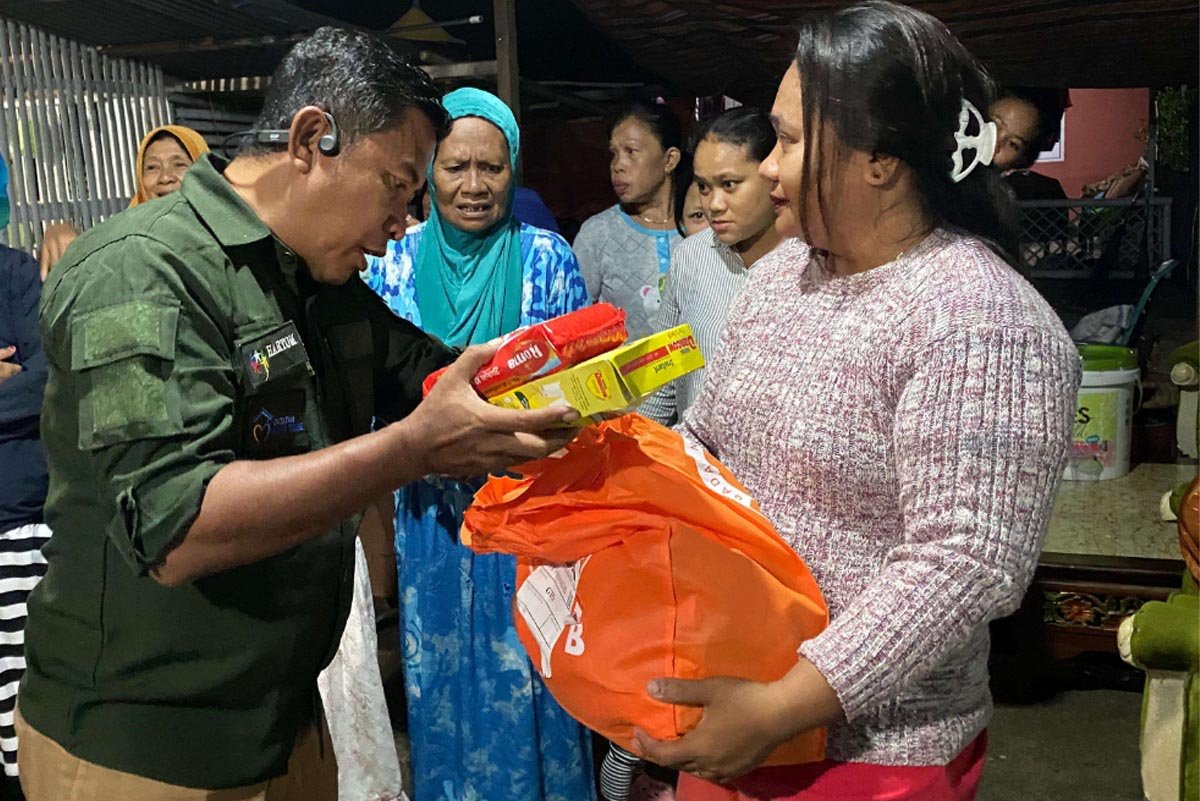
[642,107,781,426]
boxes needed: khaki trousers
[15,708,337,801]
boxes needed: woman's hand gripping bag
[461,414,829,765]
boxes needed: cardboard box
[489,324,705,424]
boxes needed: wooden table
[1034,462,1193,659]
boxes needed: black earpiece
[222,111,340,158]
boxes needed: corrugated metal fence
[0,17,170,251]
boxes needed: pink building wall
[1034,88,1150,197]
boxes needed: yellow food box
[489,324,705,424]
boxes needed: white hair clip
[950,99,997,183]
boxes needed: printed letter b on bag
[70,298,184,450]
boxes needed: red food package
[421,305,627,399]
[543,304,629,366]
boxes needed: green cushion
[1128,598,1200,672]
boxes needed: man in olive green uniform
[16,28,576,800]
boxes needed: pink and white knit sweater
[682,230,1080,766]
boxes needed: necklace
[890,229,933,264]
[634,210,672,226]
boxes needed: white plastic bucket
[1064,366,1140,481]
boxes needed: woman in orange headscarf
[38,125,208,277]
[128,125,209,206]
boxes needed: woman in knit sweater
[633,3,1080,800]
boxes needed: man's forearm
[152,421,424,586]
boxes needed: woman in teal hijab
[362,89,595,801]
[413,88,525,346]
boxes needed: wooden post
[494,0,520,126]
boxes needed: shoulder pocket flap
[70,298,181,371]
[70,299,184,451]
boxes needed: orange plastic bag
[462,414,828,766]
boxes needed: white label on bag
[516,557,589,678]
[683,438,758,512]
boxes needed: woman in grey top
[573,102,687,339]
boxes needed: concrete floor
[978,689,1145,801]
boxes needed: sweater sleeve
[798,326,1080,720]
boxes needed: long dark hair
[693,106,775,163]
[792,1,1017,259]
[672,151,695,236]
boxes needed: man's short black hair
[248,26,449,155]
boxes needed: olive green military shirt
[20,154,454,789]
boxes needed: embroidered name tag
[238,321,313,394]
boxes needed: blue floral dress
[362,222,596,801]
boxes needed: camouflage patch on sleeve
[71,298,183,450]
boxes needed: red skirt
[677,732,987,801]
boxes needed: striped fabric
[640,229,750,426]
[599,743,643,801]
[0,523,50,779]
